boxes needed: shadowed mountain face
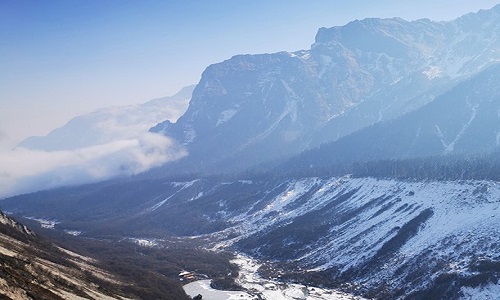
[151,5,500,174]
[283,63,500,171]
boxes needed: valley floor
[184,254,366,300]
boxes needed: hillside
[0,211,133,299]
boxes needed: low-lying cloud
[0,132,186,198]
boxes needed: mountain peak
[451,4,500,31]
[313,17,409,47]
[312,17,426,59]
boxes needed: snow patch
[318,55,333,79]
[26,217,59,229]
[435,103,478,153]
[231,254,366,300]
[183,280,252,300]
[216,109,238,126]
[128,238,159,248]
[422,66,443,79]
[460,281,500,300]
[64,230,82,236]
[183,125,196,144]
[145,180,200,212]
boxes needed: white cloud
[0,132,186,198]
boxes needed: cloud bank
[0,132,186,198]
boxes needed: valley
[4,174,500,299]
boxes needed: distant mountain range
[19,85,195,151]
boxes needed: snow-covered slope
[154,176,500,299]
[225,177,500,298]
[19,85,195,151]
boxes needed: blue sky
[1,0,498,146]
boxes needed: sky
[1,0,499,147]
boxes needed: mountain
[151,5,500,174]
[3,175,500,299]
[283,63,500,171]
[19,85,195,151]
